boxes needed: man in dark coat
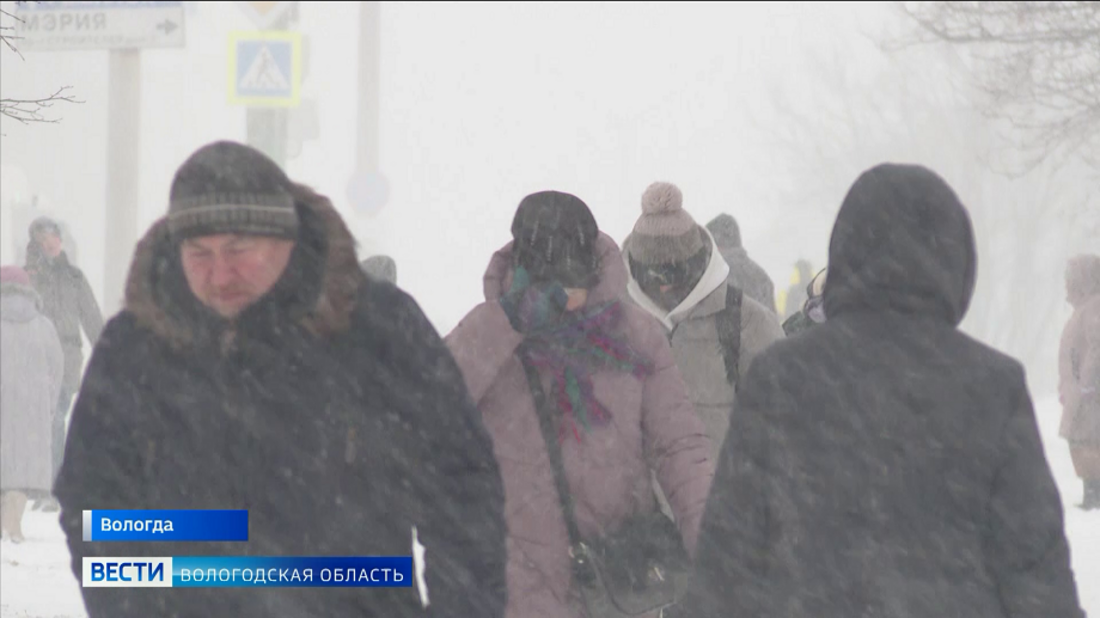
[706,213,777,314]
[54,141,507,618]
[24,216,104,486]
[678,164,1083,617]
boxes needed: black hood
[823,163,977,326]
[706,213,742,249]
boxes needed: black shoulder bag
[518,349,691,617]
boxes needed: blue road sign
[229,31,301,107]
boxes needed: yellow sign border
[228,31,302,108]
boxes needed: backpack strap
[717,285,743,391]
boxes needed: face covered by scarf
[500,266,654,443]
[630,243,711,313]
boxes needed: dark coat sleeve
[377,288,508,618]
[53,316,159,617]
[675,356,779,618]
[983,366,1084,618]
[76,269,104,345]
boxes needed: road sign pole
[346,1,389,219]
[103,48,142,316]
[245,3,297,168]
[356,1,380,175]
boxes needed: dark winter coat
[707,214,777,314]
[780,309,816,337]
[0,282,64,492]
[445,233,713,618]
[678,164,1083,618]
[53,186,507,618]
[24,247,103,396]
[1059,254,1100,444]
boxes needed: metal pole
[245,3,296,167]
[356,1,381,174]
[103,48,142,317]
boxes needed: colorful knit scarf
[521,300,654,443]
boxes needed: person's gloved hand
[500,267,569,334]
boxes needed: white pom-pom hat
[627,182,705,265]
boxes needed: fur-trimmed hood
[124,182,367,350]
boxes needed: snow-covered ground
[0,511,83,618]
[1,396,1096,617]
[1037,396,1100,615]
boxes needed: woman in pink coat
[1059,253,1100,510]
[446,191,714,618]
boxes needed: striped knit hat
[626,182,705,265]
[167,141,299,241]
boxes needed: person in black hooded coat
[24,217,104,488]
[54,141,507,618]
[677,163,1083,618]
[706,213,777,314]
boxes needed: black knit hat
[167,141,299,241]
[28,216,61,239]
[510,191,600,289]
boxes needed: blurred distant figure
[678,164,1083,618]
[779,258,814,321]
[361,254,397,285]
[781,267,827,336]
[13,205,83,271]
[24,216,103,495]
[706,213,776,314]
[1059,253,1100,511]
[0,266,63,543]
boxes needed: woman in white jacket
[0,265,63,542]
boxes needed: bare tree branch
[0,7,25,58]
[755,21,1096,392]
[1,85,83,124]
[886,1,1100,171]
[0,2,82,126]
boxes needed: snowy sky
[0,2,885,324]
[0,1,1092,389]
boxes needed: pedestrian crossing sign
[228,31,302,107]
